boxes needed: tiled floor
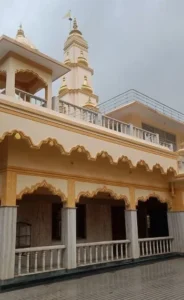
[1,258,184,300]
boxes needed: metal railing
[15,88,47,107]
[139,237,173,257]
[98,89,184,123]
[15,245,66,276]
[76,240,130,266]
[58,99,173,151]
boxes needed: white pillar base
[0,207,17,280]
[168,212,184,253]
[62,207,76,269]
[125,210,139,259]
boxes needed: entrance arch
[16,185,64,248]
[77,191,127,243]
[137,197,169,239]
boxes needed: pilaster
[5,58,15,97]
[1,170,17,206]
[0,206,17,280]
[125,210,139,259]
[167,211,184,253]
[62,207,76,269]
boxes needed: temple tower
[58,18,98,110]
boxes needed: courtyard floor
[0,258,184,300]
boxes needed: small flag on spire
[63,10,72,21]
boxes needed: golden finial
[78,50,88,66]
[83,75,88,85]
[64,51,71,65]
[16,23,25,37]
[73,18,78,30]
[58,77,68,95]
[82,76,93,94]
[70,17,82,35]
[83,96,99,112]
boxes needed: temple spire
[73,18,78,30]
[16,23,25,38]
[69,17,82,35]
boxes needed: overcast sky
[1,0,184,110]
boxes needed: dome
[15,24,37,50]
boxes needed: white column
[0,207,17,280]
[45,83,52,109]
[125,210,139,259]
[167,211,184,253]
[62,207,76,269]
[52,96,59,112]
[6,60,15,97]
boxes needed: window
[52,203,62,240]
[76,204,86,239]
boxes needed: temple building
[0,19,184,289]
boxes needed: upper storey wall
[0,96,178,176]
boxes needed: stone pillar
[52,96,59,112]
[125,210,140,259]
[62,207,76,269]
[45,82,52,109]
[5,59,15,97]
[167,211,184,253]
[0,207,17,280]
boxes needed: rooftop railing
[15,88,47,107]
[59,99,173,151]
[98,89,184,123]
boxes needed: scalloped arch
[96,151,114,164]
[0,130,177,176]
[118,155,134,169]
[15,69,48,87]
[76,186,130,208]
[136,160,150,172]
[152,163,165,174]
[136,192,172,209]
[16,180,67,201]
[68,145,92,160]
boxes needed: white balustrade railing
[76,240,130,266]
[159,141,174,151]
[133,126,159,144]
[101,115,130,135]
[15,245,66,276]
[59,99,98,124]
[15,88,47,107]
[58,100,174,151]
[139,237,173,257]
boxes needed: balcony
[58,99,174,151]
[0,89,174,151]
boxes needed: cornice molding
[64,61,94,75]
[58,88,98,101]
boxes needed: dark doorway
[137,197,169,238]
[111,206,126,240]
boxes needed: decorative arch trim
[76,185,130,208]
[136,192,172,209]
[0,130,177,176]
[15,69,48,87]
[16,179,67,201]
